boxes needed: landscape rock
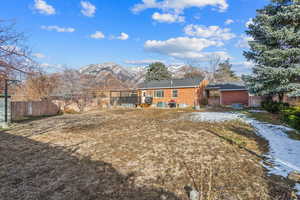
[189,189,200,200]
[288,171,300,183]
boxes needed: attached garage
[206,82,249,106]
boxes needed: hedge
[280,106,300,130]
[261,100,289,113]
[261,100,300,130]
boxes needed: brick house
[205,82,250,106]
[138,79,208,108]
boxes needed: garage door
[221,90,249,106]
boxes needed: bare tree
[53,68,101,112]
[0,20,34,79]
[208,54,221,82]
[181,59,209,79]
[12,71,60,101]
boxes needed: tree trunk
[278,93,284,103]
[266,95,273,102]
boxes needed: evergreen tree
[215,59,239,82]
[145,62,171,81]
[242,0,300,101]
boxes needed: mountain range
[79,62,204,88]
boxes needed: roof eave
[138,86,198,90]
[220,89,248,91]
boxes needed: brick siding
[143,88,198,106]
[139,80,208,107]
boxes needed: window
[154,90,164,98]
[172,90,178,98]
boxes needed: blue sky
[1,0,269,74]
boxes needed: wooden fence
[11,101,60,121]
[208,96,220,106]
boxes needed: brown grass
[0,109,294,200]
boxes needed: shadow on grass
[0,130,180,200]
[12,114,60,124]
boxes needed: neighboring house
[205,82,250,106]
[138,79,208,108]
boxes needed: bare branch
[0,20,34,79]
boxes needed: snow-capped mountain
[79,62,134,82]
[79,62,205,87]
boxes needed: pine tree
[242,0,300,101]
[215,59,239,82]
[145,62,171,81]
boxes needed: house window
[172,90,178,98]
[154,90,164,98]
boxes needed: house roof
[138,79,203,89]
[206,82,247,91]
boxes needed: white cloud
[33,53,46,58]
[235,35,254,48]
[225,19,234,25]
[34,0,56,15]
[145,37,223,53]
[80,1,96,17]
[40,63,64,70]
[232,61,255,75]
[132,0,229,13]
[90,31,105,39]
[41,25,75,33]
[243,61,255,68]
[125,59,163,65]
[245,18,253,28]
[152,12,185,23]
[117,32,129,40]
[40,63,51,67]
[194,15,201,20]
[184,24,236,40]
[233,61,255,68]
[167,51,230,61]
[144,37,228,61]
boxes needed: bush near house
[261,100,289,114]
[280,106,300,130]
[261,100,300,130]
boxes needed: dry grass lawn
[0,109,293,200]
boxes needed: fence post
[4,79,8,123]
[1,80,11,128]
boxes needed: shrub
[261,101,300,130]
[280,106,300,130]
[200,98,208,106]
[261,100,289,113]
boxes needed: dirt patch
[0,109,294,200]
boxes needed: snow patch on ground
[189,112,300,193]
